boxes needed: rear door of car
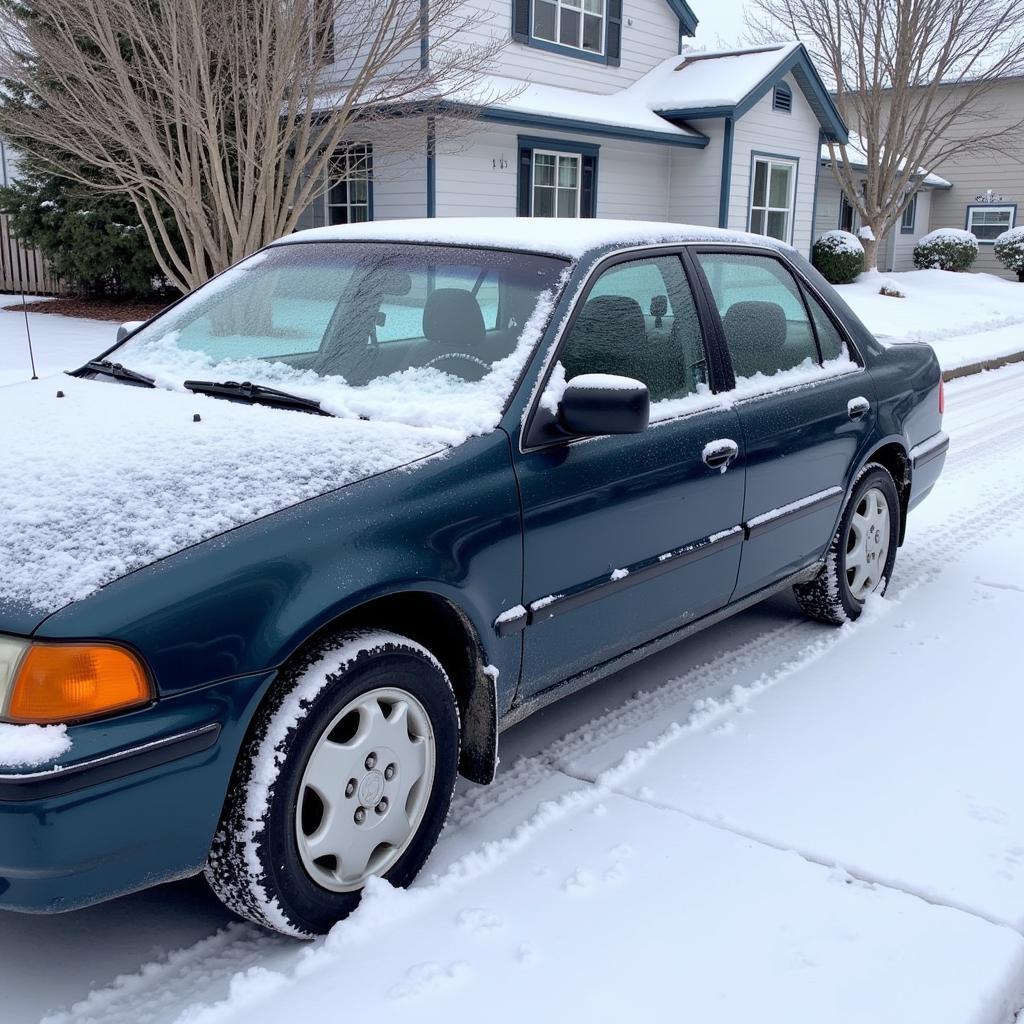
[509,248,746,699]
[685,246,876,600]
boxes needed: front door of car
[688,248,877,599]
[511,252,746,699]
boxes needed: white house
[296,7,850,258]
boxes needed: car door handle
[848,396,870,420]
[702,438,739,471]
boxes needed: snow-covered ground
[1,296,1024,1021]
[836,269,1024,372]
[0,296,112,387]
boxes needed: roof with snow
[279,217,795,259]
[820,135,953,189]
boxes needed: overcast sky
[689,0,758,50]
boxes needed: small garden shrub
[912,229,979,272]
[812,230,865,285]
[994,226,1024,281]
[878,282,905,298]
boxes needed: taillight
[938,379,945,416]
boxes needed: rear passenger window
[696,252,819,380]
[559,255,709,405]
[802,286,847,361]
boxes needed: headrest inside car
[423,288,486,347]
[722,300,788,379]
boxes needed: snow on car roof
[279,218,793,260]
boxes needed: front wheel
[793,464,900,625]
[205,630,460,937]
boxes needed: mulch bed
[0,297,170,322]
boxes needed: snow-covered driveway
[2,362,1024,1023]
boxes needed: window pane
[533,0,557,39]
[584,0,603,11]
[560,255,707,405]
[533,153,556,187]
[329,181,348,205]
[557,156,579,188]
[803,287,846,361]
[559,6,581,45]
[534,186,555,217]
[750,209,766,234]
[582,13,602,50]
[350,206,369,224]
[328,207,349,226]
[556,189,577,217]
[696,252,818,380]
[752,161,767,208]
[766,210,788,240]
[768,164,791,208]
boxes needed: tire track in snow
[39,366,1024,1024]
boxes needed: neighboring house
[297,7,848,257]
[812,137,953,272]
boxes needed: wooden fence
[0,213,67,296]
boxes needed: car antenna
[20,288,38,380]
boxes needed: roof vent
[773,83,793,112]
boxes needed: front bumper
[0,670,274,913]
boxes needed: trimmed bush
[994,226,1024,281]
[812,230,865,284]
[912,228,979,272]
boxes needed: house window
[966,204,1015,243]
[772,83,792,113]
[532,151,581,217]
[325,144,371,225]
[532,0,605,54]
[749,156,797,242]
[839,194,856,233]
[900,194,917,234]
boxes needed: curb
[942,349,1024,382]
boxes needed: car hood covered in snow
[0,377,454,628]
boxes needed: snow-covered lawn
[0,363,1020,1024]
[837,269,1024,372]
[0,295,112,387]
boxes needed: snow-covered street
[1,295,1023,1022]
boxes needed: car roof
[276,217,795,261]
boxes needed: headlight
[0,636,153,725]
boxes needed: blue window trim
[772,82,792,114]
[426,118,436,218]
[900,193,917,234]
[658,44,848,144]
[746,150,800,246]
[525,35,611,65]
[809,131,823,257]
[517,134,600,217]
[718,117,734,229]
[479,108,708,148]
[964,202,1017,245]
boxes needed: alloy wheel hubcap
[295,687,435,892]
[845,486,890,601]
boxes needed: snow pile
[817,230,863,254]
[835,268,1024,369]
[0,722,71,768]
[917,228,978,248]
[0,379,454,615]
[857,225,876,243]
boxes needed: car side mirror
[116,320,146,343]
[558,374,650,437]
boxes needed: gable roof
[638,42,849,142]
[820,135,953,189]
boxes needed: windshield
[110,241,568,433]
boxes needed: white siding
[813,172,843,239]
[667,120,724,227]
[888,189,931,271]
[728,73,821,255]
[435,0,681,95]
[433,122,675,219]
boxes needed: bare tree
[0,0,500,291]
[747,0,1024,268]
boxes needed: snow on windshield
[114,242,569,436]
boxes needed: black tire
[205,630,460,938]
[793,464,901,625]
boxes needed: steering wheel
[423,352,491,382]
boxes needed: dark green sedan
[0,220,947,936]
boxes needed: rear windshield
[111,241,568,432]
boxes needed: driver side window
[559,255,708,404]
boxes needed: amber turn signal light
[4,644,152,724]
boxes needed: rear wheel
[793,464,900,625]
[205,630,459,937]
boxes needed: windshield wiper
[76,359,156,388]
[183,379,333,416]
